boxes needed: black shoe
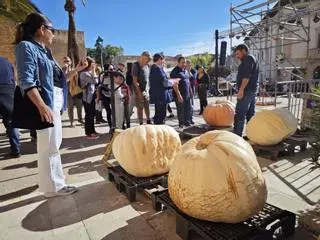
[167,113,174,118]
[96,121,102,124]
[190,121,195,125]
[101,119,108,123]
[78,120,84,125]
[199,111,203,115]
[140,123,143,125]
[10,152,21,158]
[147,120,152,124]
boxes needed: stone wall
[51,30,86,66]
[0,16,86,68]
[0,16,17,64]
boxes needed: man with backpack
[132,51,152,125]
[62,56,84,127]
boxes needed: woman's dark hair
[178,56,185,63]
[82,57,95,72]
[15,12,51,45]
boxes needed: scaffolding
[220,0,319,113]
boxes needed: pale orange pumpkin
[203,100,235,127]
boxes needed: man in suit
[149,53,179,124]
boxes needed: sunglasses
[44,25,55,34]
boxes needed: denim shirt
[15,40,68,111]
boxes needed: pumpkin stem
[196,142,208,150]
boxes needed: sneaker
[10,152,21,158]
[86,134,99,140]
[44,186,78,198]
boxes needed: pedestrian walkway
[0,97,319,240]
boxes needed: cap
[153,53,165,62]
[141,51,151,58]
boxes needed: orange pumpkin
[203,100,235,127]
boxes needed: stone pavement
[0,96,319,240]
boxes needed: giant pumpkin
[112,125,181,177]
[168,130,267,223]
[246,108,298,146]
[203,100,235,127]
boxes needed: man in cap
[132,51,152,125]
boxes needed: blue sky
[32,0,247,56]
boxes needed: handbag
[11,86,54,130]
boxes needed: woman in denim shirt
[79,57,99,139]
[15,13,86,197]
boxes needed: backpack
[69,73,83,97]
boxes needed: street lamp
[96,36,104,70]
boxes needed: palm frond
[81,0,87,6]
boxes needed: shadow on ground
[19,181,130,231]
[61,134,111,150]
[267,155,320,205]
[0,185,38,202]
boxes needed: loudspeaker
[219,41,227,66]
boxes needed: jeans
[189,96,194,123]
[37,87,65,193]
[67,94,82,123]
[154,103,167,125]
[167,104,173,114]
[199,99,208,114]
[0,85,20,154]
[175,97,191,127]
[101,95,112,127]
[233,92,256,136]
[123,103,130,128]
[83,100,96,135]
[129,86,136,116]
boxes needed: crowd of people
[61,50,212,138]
[0,12,259,198]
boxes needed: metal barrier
[286,79,319,124]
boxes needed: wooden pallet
[247,132,310,161]
[108,165,168,202]
[152,189,296,240]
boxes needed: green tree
[189,53,214,70]
[86,44,124,65]
[105,44,124,57]
[64,0,87,66]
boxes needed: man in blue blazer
[149,53,179,124]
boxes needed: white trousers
[37,87,65,193]
[115,98,124,129]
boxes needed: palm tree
[64,0,86,66]
[0,0,40,22]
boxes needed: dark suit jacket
[149,64,172,105]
